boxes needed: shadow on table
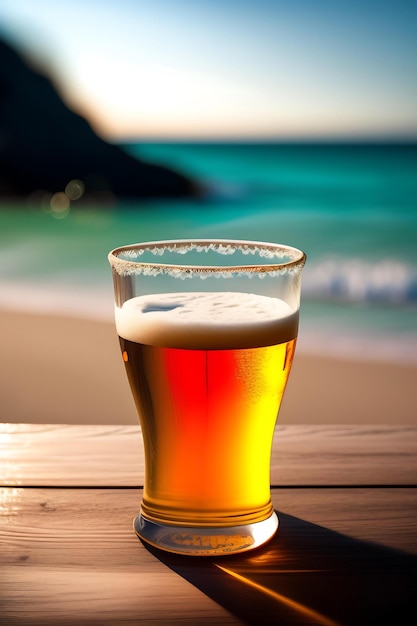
[143,511,416,626]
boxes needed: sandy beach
[1,309,416,426]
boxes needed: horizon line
[114,135,417,145]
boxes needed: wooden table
[1,424,416,625]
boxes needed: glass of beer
[108,239,305,556]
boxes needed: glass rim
[108,239,306,275]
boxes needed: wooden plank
[1,424,416,487]
[1,488,416,625]
[0,488,240,626]
[0,424,144,487]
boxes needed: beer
[116,291,298,528]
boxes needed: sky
[0,0,416,141]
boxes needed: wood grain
[1,424,416,626]
[1,488,416,625]
[1,424,416,487]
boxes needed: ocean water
[1,141,416,364]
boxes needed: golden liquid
[119,337,296,527]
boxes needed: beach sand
[1,309,415,426]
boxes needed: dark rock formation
[0,38,197,201]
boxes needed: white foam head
[115,292,298,349]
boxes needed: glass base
[134,511,279,556]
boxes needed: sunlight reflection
[0,425,24,486]
[50,191,71,218]
[65,179,85,200]
[215,564,342,626]
[0,488,22,524]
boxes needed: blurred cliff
[0,38,197,203]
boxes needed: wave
[302,257,417,305]
[297,326,417,365]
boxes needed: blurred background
[0,0,416,424]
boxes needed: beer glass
[108,239,305,556]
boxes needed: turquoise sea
[1,141,416,364]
